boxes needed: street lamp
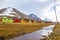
[54,0,59,24]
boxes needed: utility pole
[54,0,58,24]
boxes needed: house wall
[2,16,13,23]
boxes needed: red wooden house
[13,17,20,23]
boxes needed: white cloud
[56,0,60,4]
[0,0,15,8]
[41,10,56,22]
[0,0,29,8]
[56,5,60,12]
[37,0,48,2]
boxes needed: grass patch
[0,22,50,40]
[45,24,60,40]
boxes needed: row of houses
[0,16,36,23]
[0,16,52,24]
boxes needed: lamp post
[54,0,58,24]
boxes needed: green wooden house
[2,16,13,23]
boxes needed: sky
[0,0,60,22]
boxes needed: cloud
[0,0,29,8]
[42,11,56,22]
[0,0,15,8]
[56,5,60,14]
[36,0,48,2]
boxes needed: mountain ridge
[29,14,42,21]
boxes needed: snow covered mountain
[43,18,51,22]
[0,7,32,19]
[29,14,42,21]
